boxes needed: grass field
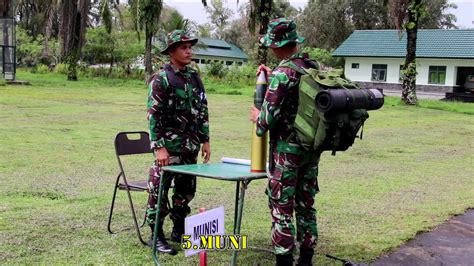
[1,70,473,265]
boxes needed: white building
[332,29,474,93]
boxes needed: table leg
[231,181,247,266]
[152,173,165,266]
[233,181,240,234]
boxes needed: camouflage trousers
[146,154,197,226]
[267,140,321,255]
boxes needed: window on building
[226,61,233,66]
[192,58,200,64]
[352,63,359,69]
[428,66,446,84]
[371,64,387,82]
[237,62,243,66]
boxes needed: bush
[36,64,49,74]
[54,63,68,75]
[16,26,60,67]
[205,61,228,78]
[79,66,145,80]
[302,47,344,68]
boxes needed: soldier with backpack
[250,18,321,265]
[146,30,211,255]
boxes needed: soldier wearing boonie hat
[250,18,321,266]
[146,29,211,255]
[259,17,305,48]
[160,29,198,55]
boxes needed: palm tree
[59,0,91,81]
[202,0,272,65]
[128,0,163,77]
[0,0,12,17]
[248,0,272,65]
[43,0,61,61]
[389,0,424,105]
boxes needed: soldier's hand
[256,64,272,78]
[155,148,170,166]
[250,106,260,123]
[201,142,211,163]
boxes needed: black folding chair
[107,131,152,245]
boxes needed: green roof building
[332,29,474,93]
[192,38,248,68]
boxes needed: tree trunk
[145,25,153,79]
[60,0,89,81]
[401,0,420,105]
[257,0,272,65]
[43,2,56,60]
[66,8,82,81]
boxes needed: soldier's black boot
[276,254,294,266]
[170,205,189,243]
[149,224,177,255]
[297,248,314,266]
[170,218,184,243]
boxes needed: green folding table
[151,160,268,265]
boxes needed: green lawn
[1,70,473,265]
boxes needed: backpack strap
[280,58,317,76]
[190,71,206,97]
[332,119,344,156]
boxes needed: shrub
[222,62,257,86]
[302,47,344,68]
[54,63,68,74]
[205,61,228,78]
[36,64,49,74]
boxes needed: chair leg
[107,172,123,234]
[123,174,148,246]
[140,204,148,228]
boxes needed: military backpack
[284,62,370,155]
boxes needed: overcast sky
[164,0,474,29]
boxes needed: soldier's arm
[197,79,210,144]
[147,73,169,150]
[256,70,290,136]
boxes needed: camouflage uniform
[257,18,321,256]
[146,30,209,231]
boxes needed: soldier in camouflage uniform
[146,30,211,255]
[250,18,320,266]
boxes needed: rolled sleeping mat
[221,157,251,166]
[316,88,384,113]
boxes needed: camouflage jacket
[256,53,318,143]
[147,63,209,155]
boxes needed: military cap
[161,29,198,55]
[259,18,305,48]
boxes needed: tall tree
[60,0,90,81]
[197,23,212,38]
[347,0,390,29]
[205,0,233,39]
[390,0,425,105]
[300,0,352,49]
[272,0,297,20]
[419,0,457,29]
[202,0,272,65]
[249,0,272,65]
[128,0,163,77]
[0,0,12,17]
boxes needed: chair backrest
[115,131,152,156]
